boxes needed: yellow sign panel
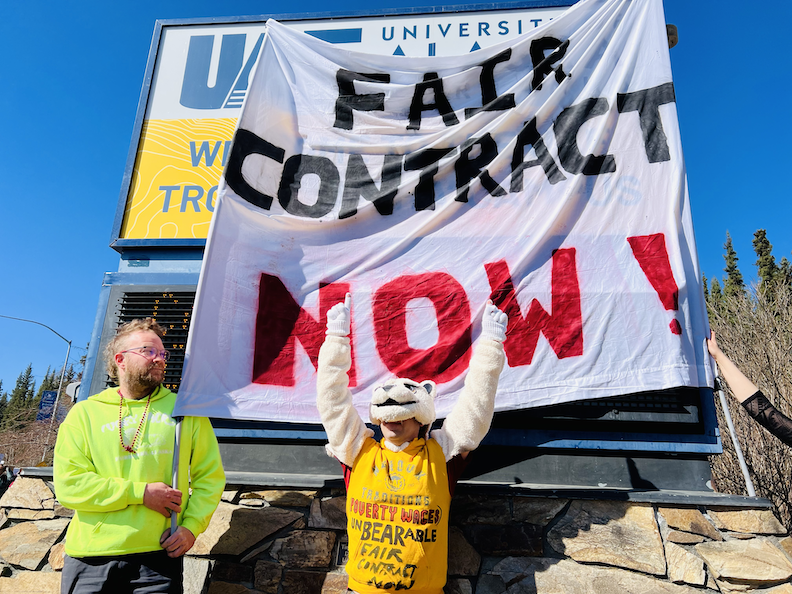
[120,118,237,239]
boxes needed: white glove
[481,300,508,343]
[326,293,352,337]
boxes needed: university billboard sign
[110,2,569,246]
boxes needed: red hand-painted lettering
[252,275,356,385]
[485,249,583,365]
[627,234,682,335]
[372,272,472,384]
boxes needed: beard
[126,363,165,392]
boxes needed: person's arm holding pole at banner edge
[708,330,792,446]
[160,414,225,558]
[161,416,193,559]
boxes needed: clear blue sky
[0,0,789,393]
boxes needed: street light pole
[0,315,72,462]
[47,341,72,452]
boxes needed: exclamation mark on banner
[627,233,682,335]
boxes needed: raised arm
[316,293,372,466]
[431,302,507,461]
[708,330,792,446]
[707,331,759,402]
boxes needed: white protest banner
[175,0,713,423]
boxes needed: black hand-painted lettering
[361,521,372,540]
[511,117,566,191]
[407,72,460,130]
[530,37,570,91]
[616,82,675,163]
[554,98,617,175]
[334,69,391,130]
[393,525,405,546]
[340,154,402,218]
[403,147,455,210]
[386,547,403,563]
[277,154,340,218]
[225,129,285,210]
[455,134,506,202]
[465,48,516,118]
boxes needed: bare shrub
[0,397,73,467]
[708,280,792,529]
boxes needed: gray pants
[61,551,182,594]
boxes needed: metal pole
[43,340,71,462]
[714,372,756,497]
[170,417,183,535]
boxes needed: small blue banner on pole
[36,390,58,422]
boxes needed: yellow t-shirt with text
[345,437,451,594]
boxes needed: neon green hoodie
[54,386,225,557]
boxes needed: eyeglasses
[119,346,170,362]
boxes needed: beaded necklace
[118,389,154,454]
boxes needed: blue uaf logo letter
[180,33,265,110]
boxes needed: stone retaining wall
[0,476,791,593]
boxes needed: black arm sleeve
[742,390,792,447]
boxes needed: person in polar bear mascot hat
[316,293,508,594]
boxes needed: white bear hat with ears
[369,378,437,427]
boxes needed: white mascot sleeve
[316,293,373,467]
[431,302,508,461]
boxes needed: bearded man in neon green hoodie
[54,318,225,593]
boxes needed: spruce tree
[702,274,709,302]
[35,367,56,399]
[780,257,792,287]
[709,277,724,314]
[752,229,779,289]
[8,365,34,408]
[723,232,745,298]
[64,364,76,385]
[5,364,36,427]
